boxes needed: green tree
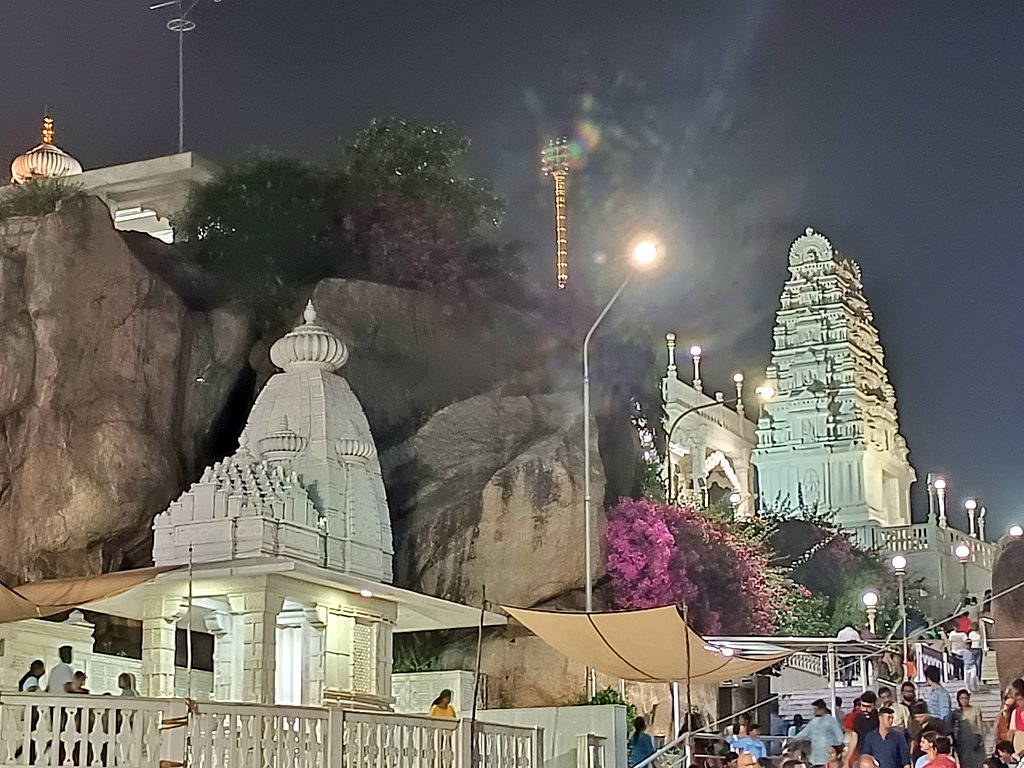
[174,151,340,330]
[0,178,82,220]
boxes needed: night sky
[2,2,1021,532]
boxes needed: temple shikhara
[754,227,916,529]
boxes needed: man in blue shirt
[729,723,767,760]
[791,699,845,767]
[862,708,912,768]
[923,667,951,720]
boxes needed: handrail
[634,694,780,768]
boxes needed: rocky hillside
[0,198,252,580]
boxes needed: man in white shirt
[46,646,74,694]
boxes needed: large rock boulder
[0,197,253,580]
[992,536,1024,686]
[383,391,604,608]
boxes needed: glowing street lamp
[890,554,909,664]
[581,237,660,697]
[861,590,880,635]
[965,498,978,538]
[1009,524,1024,538]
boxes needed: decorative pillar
[935,478,948,528]
[303,607,327,707]
[690,345,703,392]
[665,333,677,376]
[141,595,187,697]
[978,507,987,541]
[734,373,745,418]
[204,609,242,701]
[228,591,285,705]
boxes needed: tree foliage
[0,178,83,220]
[174,119,523,332]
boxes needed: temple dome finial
[269,298,348,372]
[10,114,83,185]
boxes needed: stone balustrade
[0,694,543,768]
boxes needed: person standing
[946,626,969,681]
[838,625,862,686]
[861,708,912,768]
[117,673,139,697]
[627,717,656,767]
[968,622,984,680]
[428,689,456,718]
[791,699,845,768]
[996,693,1016,745]
[952,689,985,768]
[909,702,948,763]
[922,668,951,720]
[18,660,45,692]
[46,646,74,694]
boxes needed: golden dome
[10,116,83,185]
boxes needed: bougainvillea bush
[605,497,798,634]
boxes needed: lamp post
[582,239,659,697]
[890,554,908,668]
[862,590,879,635]
[664,383,775,505]
[934,477,948,528]
[954,542,971,605]
[965,498,978,538]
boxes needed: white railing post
[161,699,190,768]
[327,709,346,768]
[457,719,474,768]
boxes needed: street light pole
[954,541,971,607]
[581,240,659,698]
[891,554,908,673]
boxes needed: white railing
[475,721,543,768]
[0,693,186,768]
[190,702,328,768]
[0,695,542,768]
[784,652,825,677]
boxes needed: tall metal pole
[898,573,908,674]
[582,274,632,698]
[177,7,184,153]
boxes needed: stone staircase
[779,681,1003,734]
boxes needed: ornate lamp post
[934,477,948,527]
[582,238,659,696]
[965,498,978,538]
[954,541,972,605]
[862,590,880,635]
[890,554,909,666]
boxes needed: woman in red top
[920,732,957,768]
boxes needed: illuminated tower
[541,138,571,290]
[753,228,916,529]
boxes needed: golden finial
[41,116,54,145]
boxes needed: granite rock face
[0,197,252,580]
[992,536,1024,687]
[384,391,604,609]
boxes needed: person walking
[923,668,951,721]
[861,708,912,768]
[791,699,845,768]
[879,687,910,731]
[951,689,984,768]
[628,717,657,767]
[849,692,881,764]
[428,689,456,718]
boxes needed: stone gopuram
[753,228,915,529]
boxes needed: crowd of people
[706,673,1024,768]
[17,646,139,697]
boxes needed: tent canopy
[0,567,176,624]
[503,605,791,684]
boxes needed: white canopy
[504,605,791,684]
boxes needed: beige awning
[504,605,791,684]
[0,567,177,623]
